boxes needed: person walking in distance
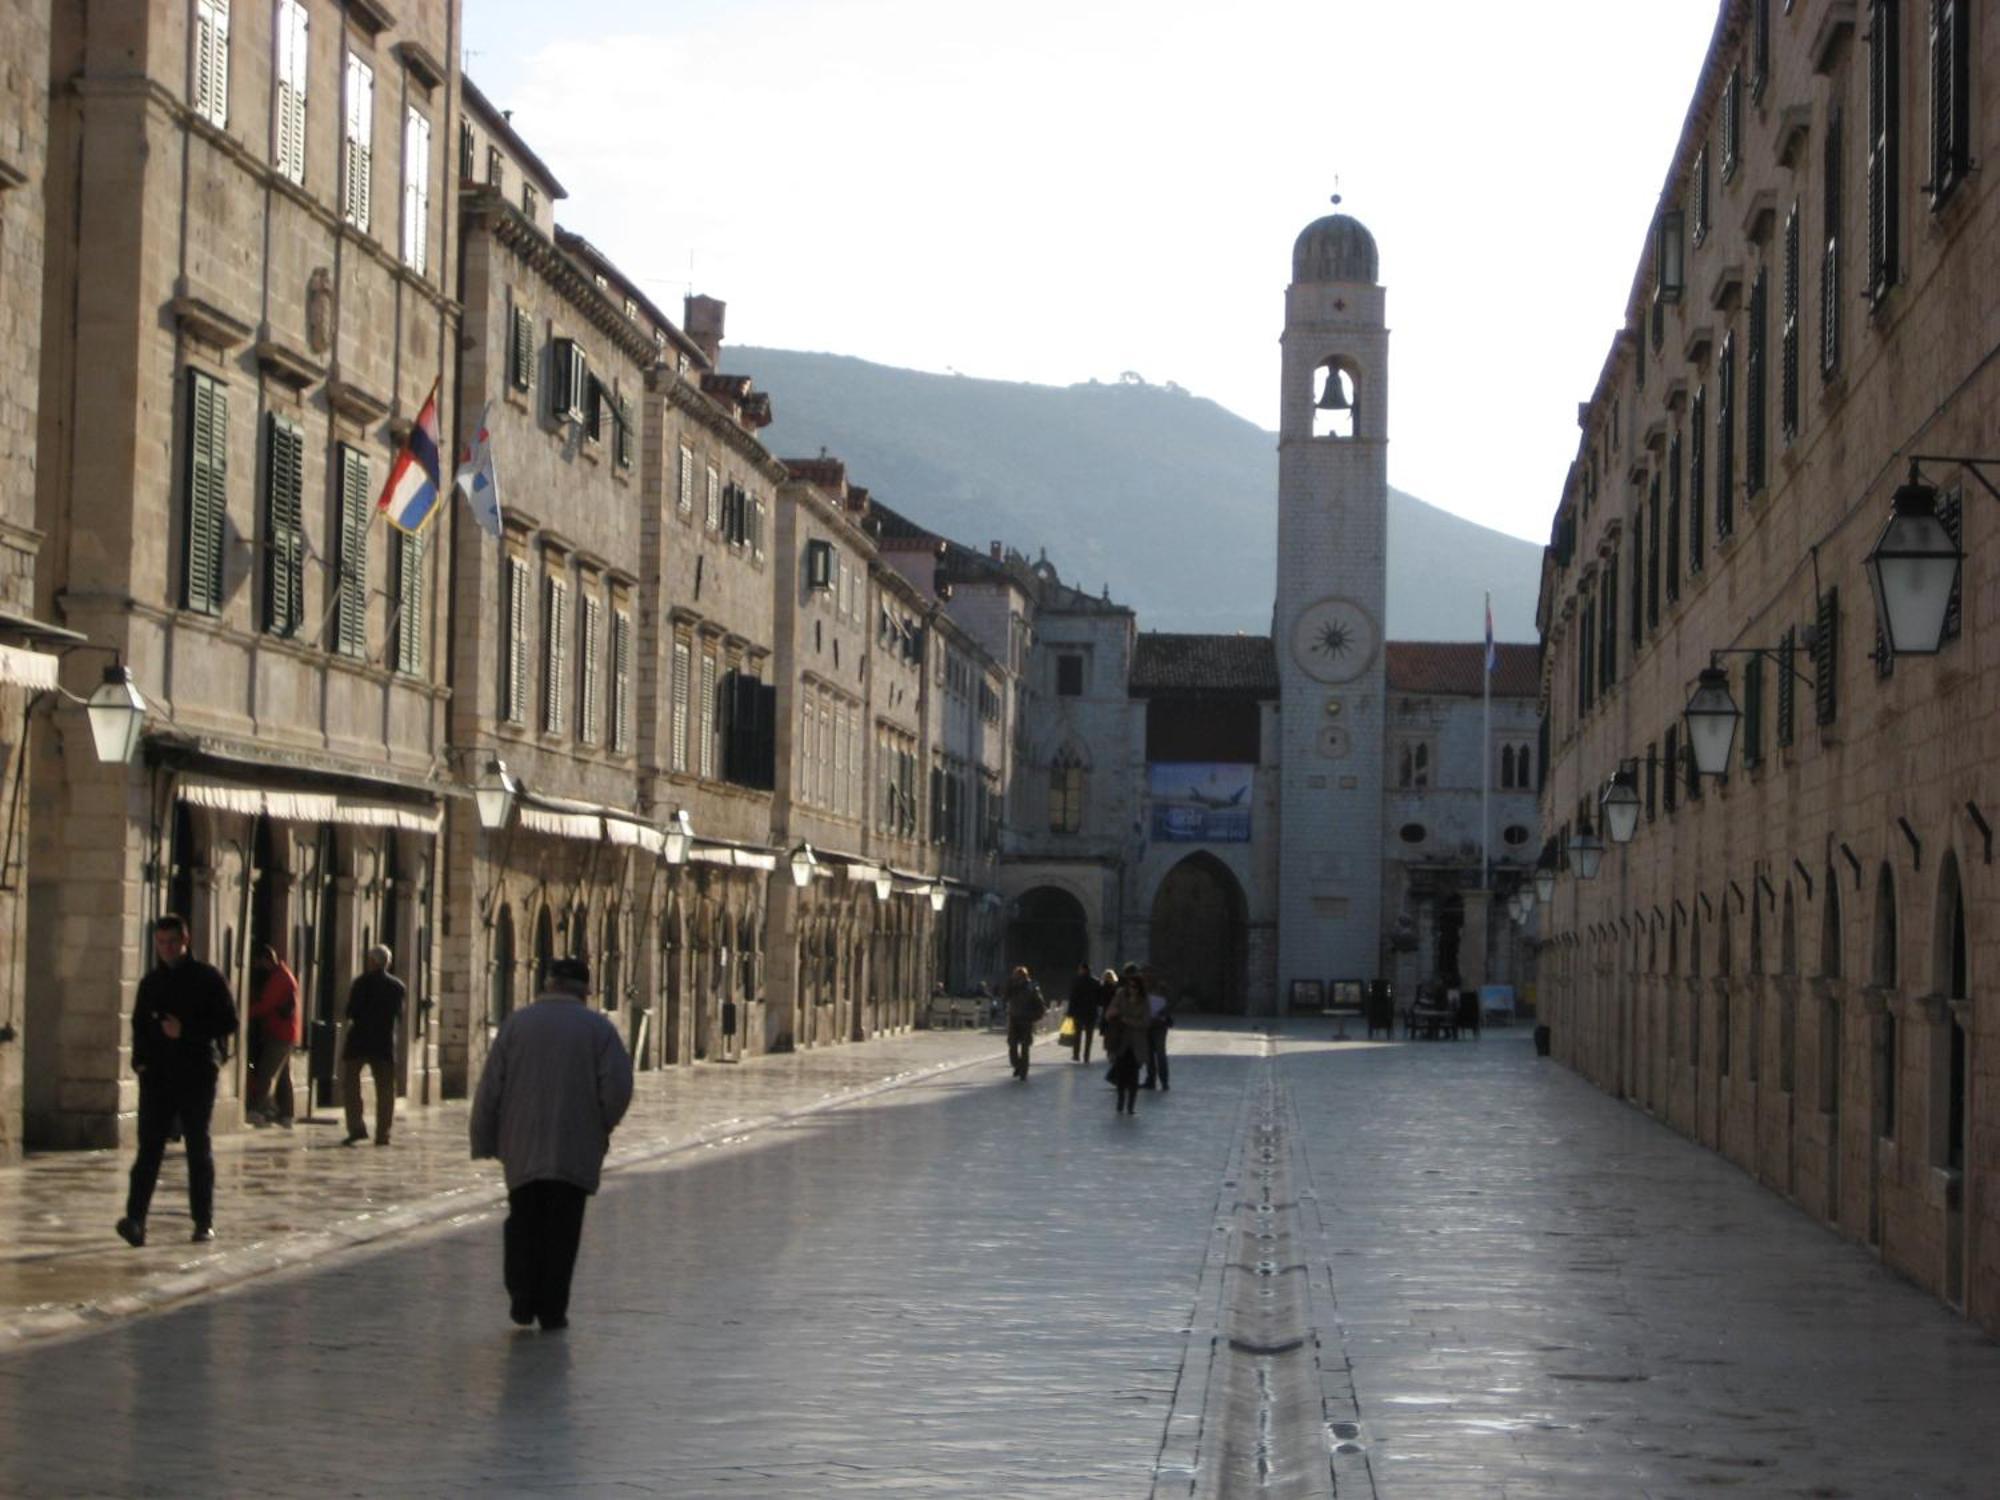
[116,915,239,1247]
[1142,968,1174,1093]
[246,944,300,1127]
[1104,967,1151,1115]
[1064,961,1104,1064]
[471,956,633,1332]
[341,945,405,1146]
[1003,966,1047,1080]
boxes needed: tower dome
[1291,213,1378,286]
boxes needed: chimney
[684,294,726,366]
[989,541,1002,559]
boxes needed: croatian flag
[454,400,503,540]
[1484,593,1496,675]
[377,383,443,533]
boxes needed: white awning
[605,816,665,854]
[841,862,886,883]
[688,844,777,871]
[0,643,59,693]
[516,806,604,842]
[176,776,441,832]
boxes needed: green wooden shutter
[336,445,370,655]
[611,610,632,753]
[1743,653,1764,770]
[263,413,304,634]
[505,557,529,723]
[395,528,425,675]
[543,576,568,734]
[1865,0,1898,303]
[1777,629,1797,748]
[1782,205,1801,440]
[183,370,228,614]
[1822,106,1843,375]
[1815,588,1841,726]
[511,305,534,391]
[1746,269,1767,496]
[1689,387,1707,573]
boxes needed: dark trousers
[247,1034,294,1122]
[504,1180,589,1324]
[1144,1021,1170,1089]
[1068,1018,1095,1063]
[127,1069,218,1227]
[341,1053,395,1141]
[1007,1020,1034,1075]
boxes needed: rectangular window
[262,413,304,635]
[1777,628,1797,748]
[1929,0,1972,207]
[1693,146,1711,244]
[610,610,633,753]
[486,144,503,190]
[1823,105,1844,376]
[1601,551,1618,688]
[805,538,834,589]
[393,528,425,676]
[552,338,587,424]
[522,181,537,220]
[1664,724,1680,814]
[182,369,229,615]
[1722,67,1743,179]
[504,556,529,723]
[1815,587,1841,726]
[194,0,230,128]
[1781,203,1802,441]
[458,118,473,180]
[678,444,694,515]
[1746,268,1768,497]
[578,594,602,744]
[1646,477,1661,631]
[699,653,717,778]
[401,107,431,275]
[1629,527,1643,650]
[1690,387,1707,574]
[1716,333,1737,540]
[1666,431,1683,603]
[612,393,633,471]
[343,53,373,233]
[273,0,308,183]
[542,574,568,735]
[705,465,721,531]
[1866,0,1900,304]
[1753,0,1772,96]
[1056,653,1085,696]
[671,640,691,772]
[1743,651,1765,770]
[1645,742,1658,822]
[510,303,533,391]
[334,445,369,655]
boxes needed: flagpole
[1482,591,1492,892]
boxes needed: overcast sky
[463,1,1721,545]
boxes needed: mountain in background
[730,347,1544,644]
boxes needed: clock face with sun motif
[1290,597,1378,684]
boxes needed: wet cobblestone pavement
[5,1023,2000,1496]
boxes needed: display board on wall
[1148,763,1253,843]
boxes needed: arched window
[1937,855,1968,1173]
[491,904,516,1024]
[1873,863,1899,1142]
[1749,892,1764,974]
[1820,871,1843,979]
[1871,864,1897,989]
[1048,744,1085,835]
[1780,884,1798,976]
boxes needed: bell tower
[1273,210,1389,1002]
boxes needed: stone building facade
[28,0,460,1148]
[1536,0,2000,1329]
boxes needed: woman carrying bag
[1102,966,1151,1115]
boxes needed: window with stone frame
[343,52,373,232]
[182,369,229,616]
[401,106,431,275]
[1781,202,1802,441]
[393,528,426,676]
[1666,430,1683,603]
[542,573,569,735]
[578,592,602,744]
[503,555,530,724]
[1055,651,1085,697]
[333,445,370,656]
[699,650,718,778]
[678,444,694,517]
[1396,739,1432,790]
[1048,746,1085,834]
[1929,0,1973,208]
[671,637,691,771]
[193,0,231,129]
[610,608,633,754]
[273,0,308,184]
[262,413,305,636]
[1865,0,1900,306]
[1823,104,1844,376]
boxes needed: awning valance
[176,776,441,833]
[516,806,604,841]
[688,844,777,871]
[0,643,59,693]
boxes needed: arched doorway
[1006,886,1088,990]
[1149,854,1247,1014]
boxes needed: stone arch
[491,903,517,1025]
[1149,852,1249,1014]
[1312,354,1362,440]
[532,901,556,991]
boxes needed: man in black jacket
[341,944,406,1146]
[117,914,239,1247]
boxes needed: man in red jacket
[246,944,300,1127]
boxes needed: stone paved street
[5,1023,2000,1496]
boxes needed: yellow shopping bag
[1058,1016,1077,1043]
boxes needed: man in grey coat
[470,956,633,1331]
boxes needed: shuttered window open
[552,339,586,424]
[401,107,431,275]
[394,529,425,675]
[194,0,230,128]
[273,1,307,183]
[1865,1,1899,305]
[698,653,717,778]
[1928,0,1971,207]
[1815,588,1841,726]
[579,594,602,744]
[1777,628,1797,748]
[334,445,370,656]
[183,370,229,615]
[510,304,534,392]
[262,414,305,635]
[343,53,373,232]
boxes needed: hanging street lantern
[473,758,521,832]
[1864,467,1965,656]
[1683,665,1741,777]
[663,808,694,866]
[85,662,147,766]
[789,842,818,889]
[1568,816,1604,881]
[1534,838,1558,904]
[928,883,948,914]
[1601,766,1642,845]
[873,871,893,902]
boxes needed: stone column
[1462,889,1492,991]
